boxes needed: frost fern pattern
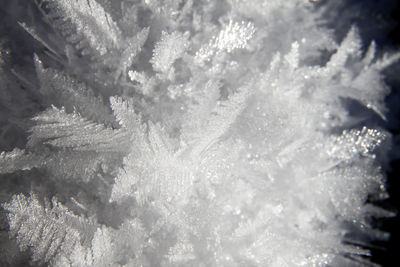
[0,0,398,266]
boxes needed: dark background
[366,1,400,267]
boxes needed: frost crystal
[195,20,255,65]
[151,31,189,74]
[0,0,398,266]
[42,0,121,55]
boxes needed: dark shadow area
[370,0,400,266]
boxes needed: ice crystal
[151,31,189,74]
[42,0,121,55]
[195,20,255,65]
[0,0,398,266]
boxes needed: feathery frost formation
[0,0,398,266]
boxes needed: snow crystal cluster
[0,0,398,266]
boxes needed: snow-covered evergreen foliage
[0,0,398,266]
